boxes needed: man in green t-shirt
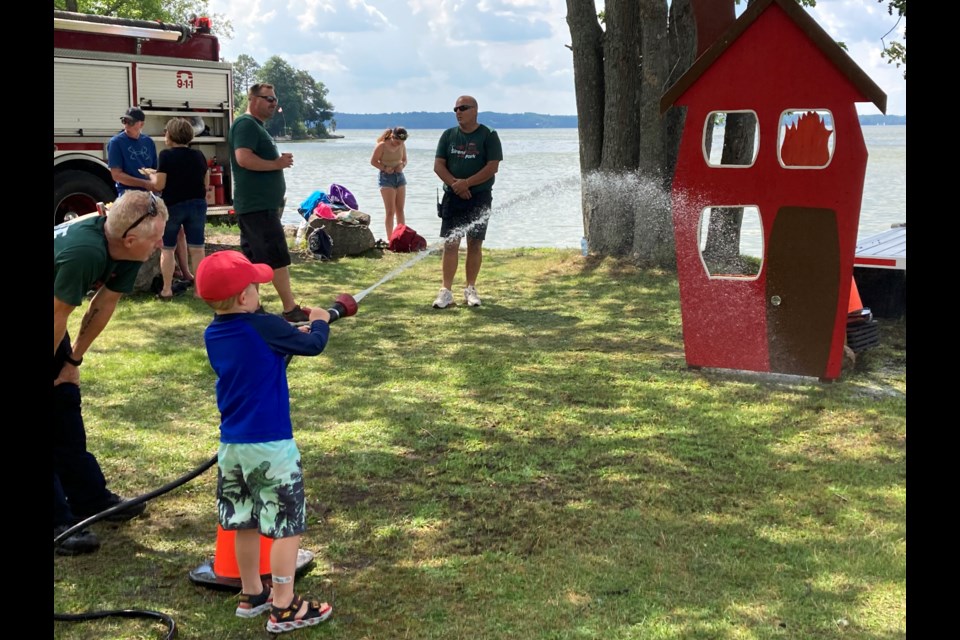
[229,83,310,323]
[53,191,168,555]
[433,95,503,309]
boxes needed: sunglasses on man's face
[453,105,475,113]
[122,194,159,238]
[394,132,408,141]
[121,118,138,125]
[256,95,278,103]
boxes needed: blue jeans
[162,198,207,248]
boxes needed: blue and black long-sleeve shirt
[204,312,329,444]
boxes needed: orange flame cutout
[780,111,832,166]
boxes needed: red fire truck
[54,10,234,224]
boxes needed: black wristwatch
[65,354,83,367]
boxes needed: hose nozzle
[327,293,358,323]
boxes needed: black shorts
[439,190,492,241]
[237,209,291,269]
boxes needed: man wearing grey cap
[107,107,159,196]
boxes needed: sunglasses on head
[453,105,475,113]
[256,95,278,103]
[122,194,159,238]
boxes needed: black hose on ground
[54,609,178,640]
[54,454,217,546]
[54,454,218,640]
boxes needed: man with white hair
[53,191,168,555]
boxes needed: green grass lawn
[53,247,906,639]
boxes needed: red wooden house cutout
[660,0,887,381]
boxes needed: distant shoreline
[330,111,905,129]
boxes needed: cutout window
[702,111,759,167]
[778,109,835,168]
[698,205,764,279]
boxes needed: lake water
[277,125,905,254]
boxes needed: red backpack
[388,224,428,252]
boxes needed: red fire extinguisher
[209,158,225,205]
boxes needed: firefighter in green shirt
[53,191,168,555]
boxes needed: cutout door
[765,206,839,376]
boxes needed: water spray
[352,249,435,303]
[349,206,503,303]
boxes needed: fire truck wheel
[54,170,116,226]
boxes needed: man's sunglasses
[452,105,475,113]
[394,131,408,141]
[122,194,159,238]
[256,95,278,103]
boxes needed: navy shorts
[163,198,207,248]
[439,190,492,241]
[237,209,291,269]
[378,171,407,189]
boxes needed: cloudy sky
[206,0,906,116]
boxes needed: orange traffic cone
[211,525,273,579]
[848,275,863,313]
[189,525,316,591]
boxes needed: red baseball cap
[196,251,274,301]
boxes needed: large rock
[134,242,236,293]
[134,250,162,293]
[305,212,376,259]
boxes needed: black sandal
[265,594,332,633]
[235,584,272,618]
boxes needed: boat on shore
[853,223,905,319]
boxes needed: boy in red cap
[195,250,333,633]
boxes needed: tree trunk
[665,0,697,174]
[565,0,605,238]
[587,0,642,257]
[632,0,675,266]
[566,0,738,267]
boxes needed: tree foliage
[232,54,260,105]
[54,0,233,38]
[878,0,906,79]
[237,55,336,139]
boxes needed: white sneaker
[464,285,482,307]
[433,288,454,309]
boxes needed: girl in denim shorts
[370,127,408,239]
